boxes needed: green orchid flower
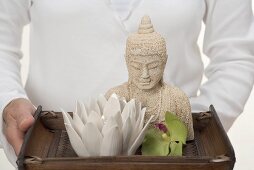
[141,111,188,156]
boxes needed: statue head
[125,16,168,90]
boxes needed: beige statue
[106,16,194,140]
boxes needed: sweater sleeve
[190,0,254,131]
[0,0,31,167]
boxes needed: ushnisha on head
[125,16,168,90]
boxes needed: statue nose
[141,66,150,79]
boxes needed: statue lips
[139,80,151,86]
[139,77,151,85]
[140,82,150,85]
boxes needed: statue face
[127,54,166,90]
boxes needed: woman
[0,0,253,167]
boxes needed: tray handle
[16,105,42,170]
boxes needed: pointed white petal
[89,97,101,115]
[72,112,85,138]
[65,123,89,157]
[135,100,142,120]
[100,126,123,156]
[102,116,118,136]
[75,101,83,119]
[75,100,88,124]
[121,100,137,147]
[111,93,119,99]
[87,111,103,131]
[127,115,154,155]
[81,122,103,156]
[132,107,146,139]
[103,96,121,119]
[114,111,123,129]
[84,97,92,116]
[119,99,127,112]
[122,117,132,154]
[128,99,137,124]
[133,106,142,133]
[129,102,137,128]
[138,108,146,132]
[121,102,130,124]
[61,109,72,125]
[129,99,137,121]
[97,94,107,115]
[126,106,146,148]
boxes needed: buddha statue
[106,16,194,140]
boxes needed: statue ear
[164,54,168,64]
[125,54,128,64]
[125,54,131,73]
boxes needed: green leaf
[165,112,187,144]
[165,111,179,122]
[141,128,170,156]
[168,141,183,156]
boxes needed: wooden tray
[17,105,235,170]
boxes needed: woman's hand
[3,98,36,155]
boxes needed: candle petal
[65,123,89,156]
[100,126,123,156]
[128,115,154,155]
[82,122,103,156]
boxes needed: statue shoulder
[164,84,191,112]
[105,83,129,100]
[164,85,189,102]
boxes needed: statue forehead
[128,54,161,62]
[126,50,167,62]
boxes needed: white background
[1,3,254,169]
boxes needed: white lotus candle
[61,94,153,156]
